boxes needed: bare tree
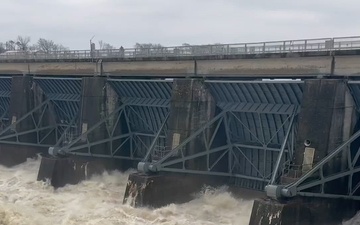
[28,44,38,51]
[134,43,163,49]
[37,38,55,52]
[98,40,104,50]
[5,40,15,51]
[103,43,114,50]
[16,36,31,51]
[0,36,67,53]
[36,38,68,52]
[98,40,115,50]
[53,44,68,51]
[0,43,5,53]
[134,43,164,55]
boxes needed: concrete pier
[250,198,359,225]
[292,79,357,171]
[123,172,224,207]
[166,79,216,169]
[79,77,107,155]
[37,156,127,188]
[250,79,360,225]
[124,78,219,207]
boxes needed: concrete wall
[31,62,96,75]
[0,63,29,74]
[0,62,95,75]
[334,55,360,76]
[196,56,333,76]
[0,54,360,77]
[102,61,194,76]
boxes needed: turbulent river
[1,158,360,225]
[0,158,254,225]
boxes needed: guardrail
[1,36,360,61]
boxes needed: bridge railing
[1,36,360,60]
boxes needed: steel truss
[267,129,360,200]
[52,102,170,161]
[0,78,81,148]
[0,77,170,162]
[0,103,9,132]
[0,99,77,147]
[0,77,82,148]
[139,104,298,190]
[0,77,11,132]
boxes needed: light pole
[90,35,95,48]
[90,35,95,60]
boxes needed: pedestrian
[120,46,124,57]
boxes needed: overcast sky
[1,0,359,49]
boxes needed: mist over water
[0,158,254,225]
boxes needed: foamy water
[344,212,360,225]
[0,158,254,225]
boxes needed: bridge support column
[75,77,108,154]
[250,79,359,225]
[124,78,222,207]
[0,76,43,166]
[166,78,216,169]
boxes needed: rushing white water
[0,158,254,225]
[344,212,360,225]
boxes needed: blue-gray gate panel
[34,78,82,99]
[108,79,172,99]
[108,79,172,158]
[348,82,360,110]
[34,78,82,123]
[206,81,303,188]
[205,81,303,104]
[0,77,11,119]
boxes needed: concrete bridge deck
[1,36,360,77]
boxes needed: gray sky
[1,0,359,49]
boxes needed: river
[0,158,254,225]
[1,158,359,225]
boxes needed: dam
[1,36,360,224]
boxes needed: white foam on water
[343,211,360,225]
[0,158,254,225]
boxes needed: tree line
[0,35,223,54]
[0,36,68,53]
[0,36,167,54]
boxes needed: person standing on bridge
[119,46,125,58]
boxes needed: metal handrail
[1,36,360,61]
